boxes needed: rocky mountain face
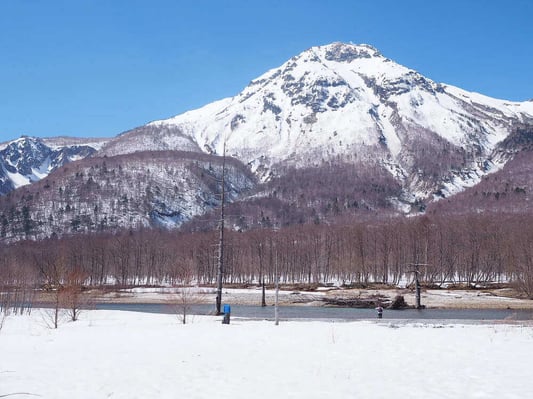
[1,42,532,240]
[0,136,106,195]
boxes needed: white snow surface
[42,136,110,151]
[5,169,31,188]
[1,309,533,398]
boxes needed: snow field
[1,310,532,399]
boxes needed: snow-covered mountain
[0,136,107,195]
[1,42,532,241]
[101,42,533,210]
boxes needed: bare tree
[512,226,533,298]
[166,261,201,324]
[37,245,90,328]
[62,267,92,322]
[165,282,203,325]
[1,251,36,332]
[174,287,199,324]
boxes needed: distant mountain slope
[183,159,405,231]
[428,124,533,215]
[0,136,107,195]
[101,124,201,158]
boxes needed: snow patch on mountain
[438,158,506,200]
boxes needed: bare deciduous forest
[1,213,533,312]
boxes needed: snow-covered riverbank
[92,285,533,310]
[1,310,532,398]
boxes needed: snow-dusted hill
[0,150,255,240]
[101,42,533,208]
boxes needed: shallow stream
[95,303,533,322]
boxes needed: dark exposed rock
[324,42,380,62]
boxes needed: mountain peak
[6,136,43,151]
[110,42,533,205]
[315,42,382,62]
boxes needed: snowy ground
[1,310,533,398]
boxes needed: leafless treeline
[1,213,533,299]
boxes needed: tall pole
[215,141,226,315]
[274,244,279,326]
[414,264,421,309]
[259,242,266,307]
[409,263,427,310]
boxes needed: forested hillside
[0,151,255,240]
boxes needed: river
[95,303,533,322]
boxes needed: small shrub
[389,295,409,309]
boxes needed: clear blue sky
[1,0,532,142]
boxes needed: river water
[95,303,533,322]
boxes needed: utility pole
[215,141,226,316]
